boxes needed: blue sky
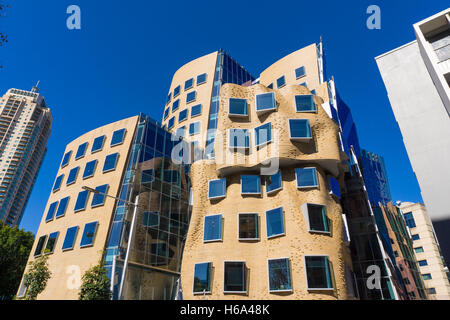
[1,0,448,234]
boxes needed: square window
[34,235,47,257]
[254,122,272,147]
[111,128,126,146]
[166,92,172,104]
[74,190,90,212]
[185,78,194,90]
[193,262,212,294]
[418,260,428,266]
[229,98,248,117]
[103,153,119,173]
[55,196,70,218]
[176,126,186,138]
[61,151,72,168]
[142,211,160,227]
[62,226,79,251]
[208,179,226,199]
[186,91,197,104]
[189,121,201,135]
[422,273,432,280]
[256,92,276,113]
[404,212,416,228]
[179,109,188,123]
[295,66,306,79]
[204,214,222,242]
[305,256,333,290]
[91,184,109,208]
[168,117,175,129]
[75,142,88,160]
[173,85,181,98]
[238,213,259,240]
[83,160,97,179]
[295,95,316,112]
[414,247,424,253]
[80,221,98,248]
[197,73,207,85]
[224,261,247,293]
[266,207,285,238]
[229,129,250,149]
[66,167,80,185]
[53,174,64,192]
[289,119,312,141]
[302,203,330,233]
[412,234,420,241]
[91,135,105,153]
[191,104,202,118]
[277,76,286,88]
[163,107,170,120]
[268,258,292,292]
[241,175,261,195]
[45,201,59,222]
[266,171,282,194]
[172,99,180,112]
[295,167,318,188]
[44,232,59,254]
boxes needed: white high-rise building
[0,86,52,227]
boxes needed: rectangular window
[173,85,181,98]
[412,234,420,241]
[289,119,312,140]
[229,129,250,149]
[193,262,212,294]
[91,135,105,153]
[256,92,276,113]
[168,116,175,130]
[172,99,180,112]
[189,121,200,135]
[276,75,286,88]
[428,288,436,294]
[266,207,285,238]
[45,201,59,222]
[176,126,186,138]
[422,273,432,280]
[142,211,159,227]
[186,91,197,103]
[111,128,126,146]
[103,153,119,173]
[83,160,97,179]
[191,104,202,118]
[55,196,70,218]
[254,122,272,147]
[295,95,316,112]
[91,184,109,208]
[266,171,282,194]
[295,66,306,79]
[229,98,248,117]
[303,203,330,233]
[185,78,194,90]
[403,212,416,228]
[238,213,259,240]
[241,175,261,195]
[224,261,246,293]
[418,260,428,266]
[62,226,79,251]
[197,73,207,85]
[208,179,226,199]
[80,221,98,248]
[268,258,292,292]
[414,247,424,253]
[67,167,80,186]
[61,151,72,168]
[295,167,318,188]
[163,107,170,120]
[74,190,90,212]
[204,214,222,242]
[328,176,340,197]
[166,92,171,104]
[305,256,333,290]
[44,232,59,254]
[75,142,88,160]
[53,174,64,192]
[34,235,47,257]
[179,109,188,123]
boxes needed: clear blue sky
[1,0,447,234]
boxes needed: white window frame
[288,119,313,142]
[267,257,293,293]
[294,94,317,113]
[301,203,331,235]
[240,175,261,195]
[266,170,283,195]
[255,92,277,114]
[228,98,249,118]
[295,167,319,189]
[254,122,272,147]
[208,179,226,200]
[266,206,285,239]
[228,128,250,150]
[203,214,223,243]
[192,261,213,295]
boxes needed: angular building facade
[0,87,52,227]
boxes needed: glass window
[305,256,333,290]
[311,89,316,95]
[404,212,416,228]
[189,121,200,135]
[75,142,88,160]
[418,260,428,266]
[191,104,202,118]
[289,119,312,140]
[299,81,308,88]
[166,92,172,104]
[254,122,272,147]
[224,261,246,293]
[208,179,226,199]
[142,211,159,227]
[428,288,436,294]
[229,98,248,117]
[229,129,250,149]
[422,273,432,280]
[277,75,286,88]
[91,184,109,208]
[328,176,340,197]
[256,92,276,113]
[74,190,90,212]
[163,107,170,120]
[61,151,72,168]
[80,221,98,248]
[168,116,175,129]
[83,160,97,179]
[186,91,197,103]
[295,167,318,188]
[173,85,181,98]
[238,213,259,240]
[295,66,306,79]
[185,78,194,90]
[179,109,188,123]
[176,126,186,138]
[44,232,59,254]
[34,235,47,257]
[267,83,273,89]
[103,153,119,173]
[172,99,180,112]
[55,196,70,218]
[111,128,126,146]
[241,175,261,195]
[193,262,212,294]
[45,201,59,222]
[303,203,330,233]
[412,234,420,241]
[197,73,207,85]
[91,135,105,153]
[268,258,292,292]
[204,214,222,242]
[53,174,64,192]
[62,226,79,251]
[266,171,282,194]
[414,247,424,253]
[266,207,285,238]
[295,95,316,112]
[66,167,80,185]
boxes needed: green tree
[22,253,52,300]
[78,259,111,300]
[0,222,34,300]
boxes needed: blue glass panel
[204,215,222,242]
[91,135,105,153]
[267,83,273,89]
[208,179,226,199]
[91,184,109,208]
[62,226,79,251]
[173,85,181,97]
[266,207,284,238]
[295,168,318,188]
[75,142,88,159]
[229,98,248,116]
[61,151,72,168]
[34,235,47,256]
[185,78,194,90]
[80,222,98,247]
[268,258,292,291]
[179,109,188,122]
[241,175,261,194]
[189,122,200,135]
[289,119,312,139]
[404,212,416,228]
[277,76,286,88]
[172,99,180,112]
[186,91,197,103]
[329,177,340,197]
[53,174,64,192]
[266,171,282,193]
[412,234,420,241]
[295,95,316,112]
[295,66,306,78]
[197,73,207,85]
[254,123,272,147]
[168,116,175,129]
[45,232,59,254]
[45,201,59,222]
[163,107,170,120]
[229,129,249,149]
[256,92,276,112]
[55,196,70,218]
[191,104,202,117]
[103,153,119,172]
[83,160,97,179]
[419,260,428,266]
[193,262,212,293]
[74,190,90,212]
[111,128,126,146]
[67,167,79,185]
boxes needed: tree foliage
[78,259,112,300]
[0,222,34,300]
[22,253,52,300]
